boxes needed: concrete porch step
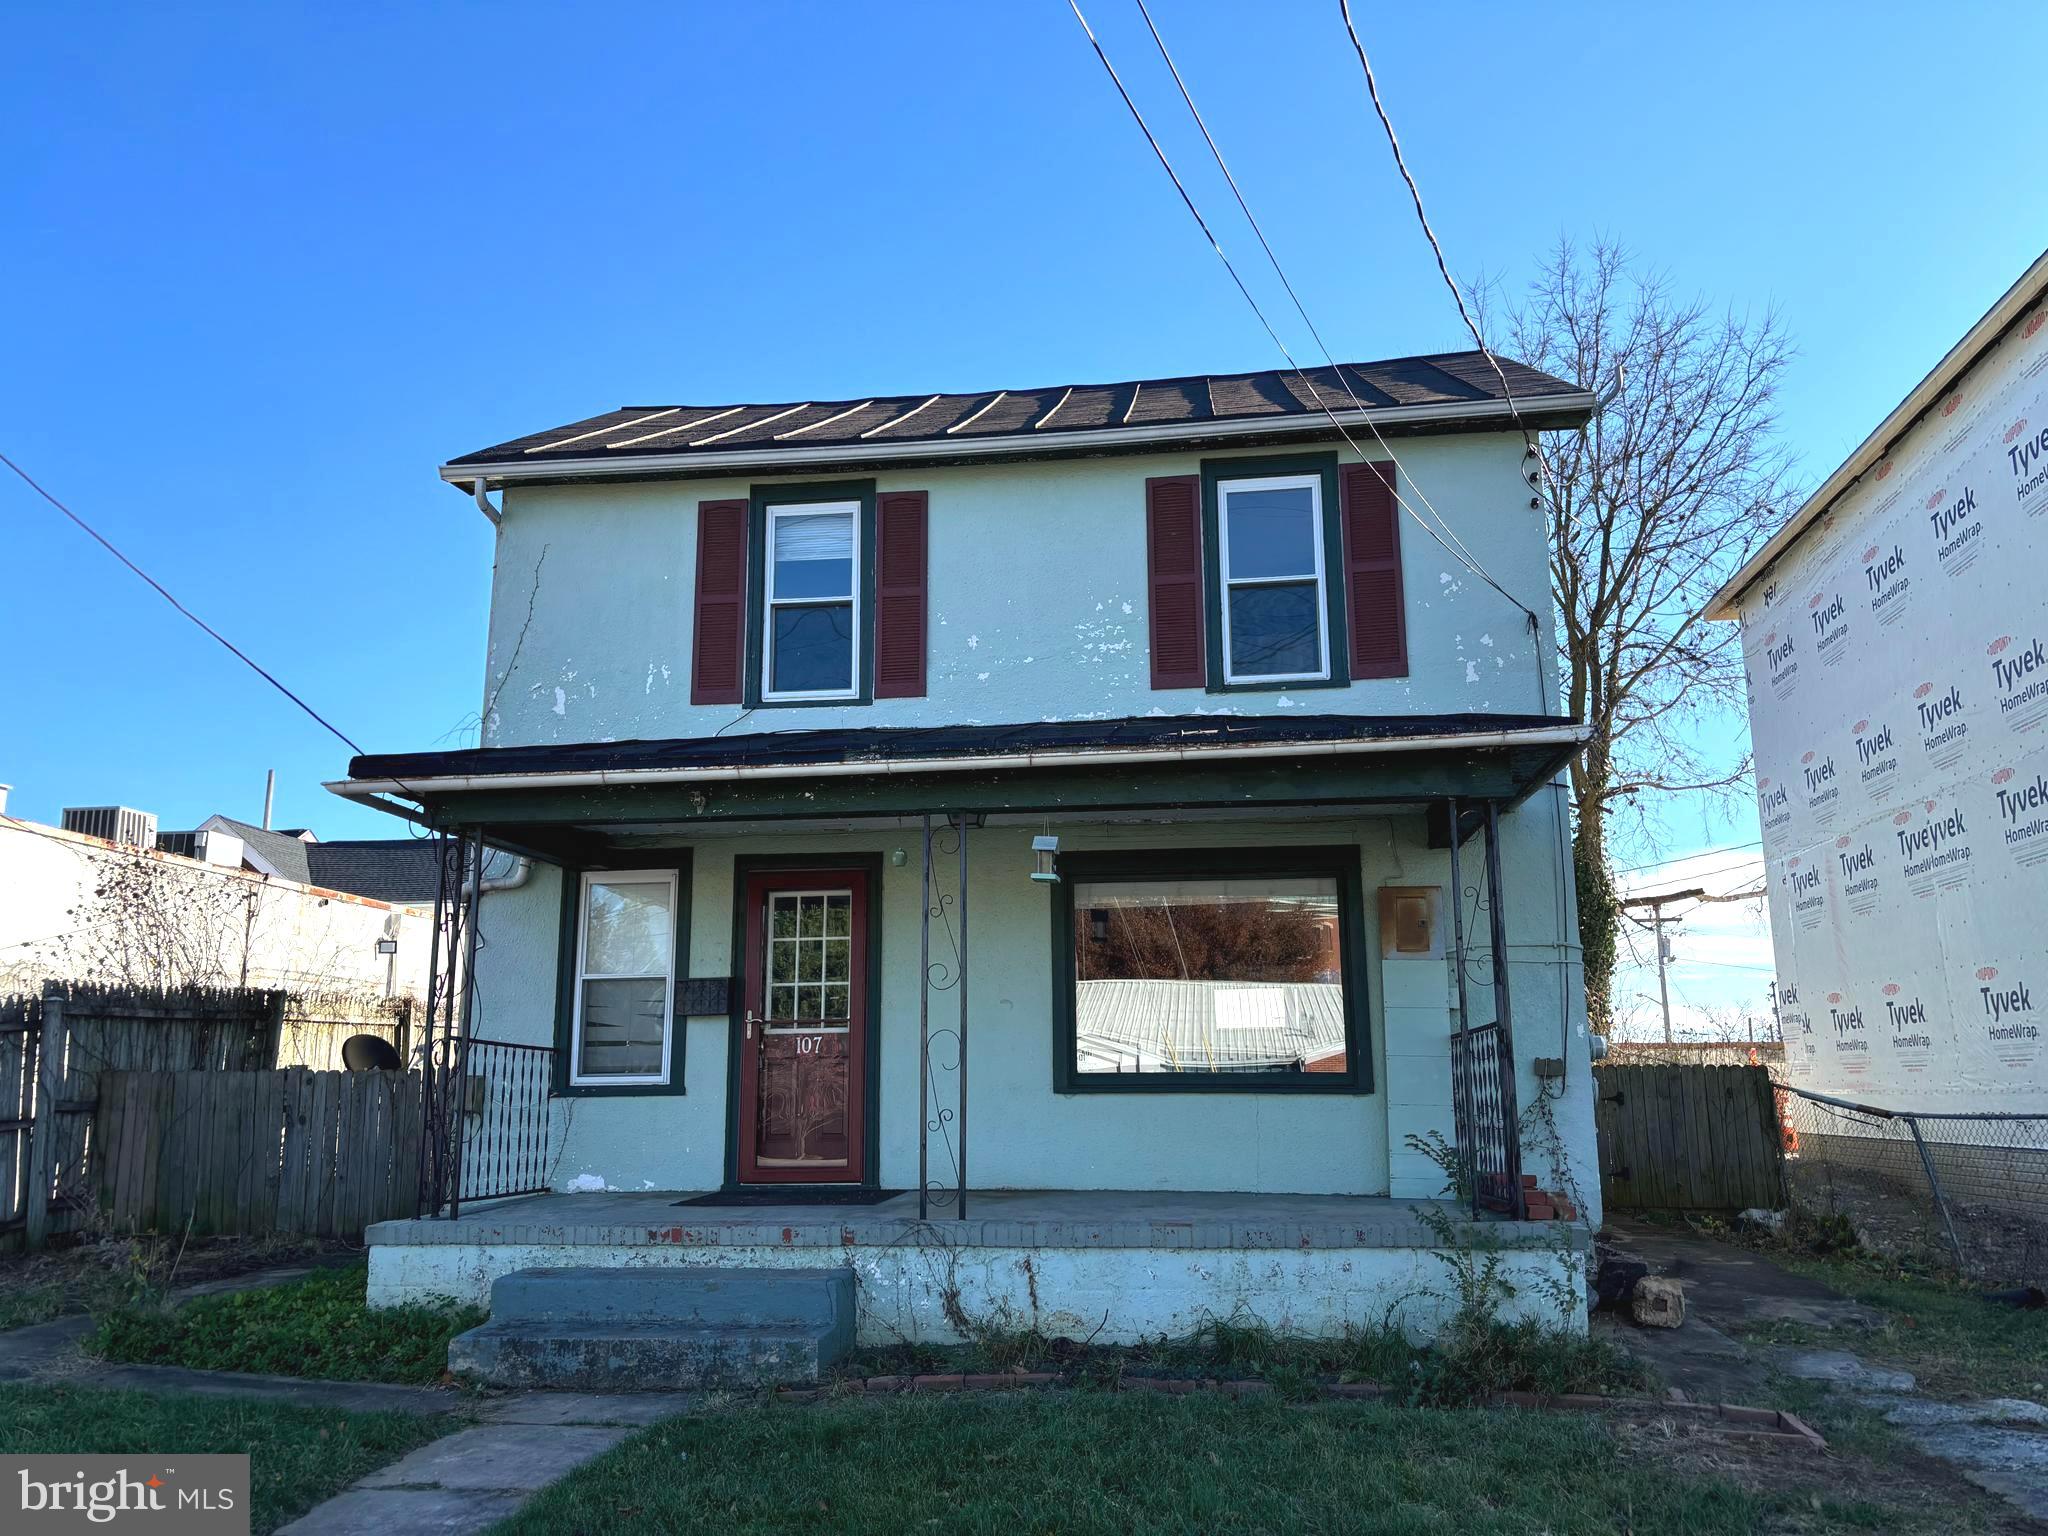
[449,1318,846,1391]
[447,1265,856,1391]
[487,1265,853,1331]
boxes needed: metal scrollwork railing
[919,814,969,1218]
[1443,797,1525,1221]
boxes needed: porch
[338,712,1598,1340]
[367,1186,1584,1345]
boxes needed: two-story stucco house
[337,354,1603,1357]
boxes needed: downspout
[464,851,532,898]
[473,478,502,526]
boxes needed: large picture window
[1051,848,1368,1093]
[569,869,679,1087]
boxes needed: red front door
[736,868,870,1184]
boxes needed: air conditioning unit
[62,805,158,848]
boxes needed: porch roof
[328,712,1584,844]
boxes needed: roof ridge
[449,350,1590,472]
[603,349,1548,416]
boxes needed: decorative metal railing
[414,830,555,1219]
[426,1034,555,1212]
[1451,1021,1522,1215]
[1442,796,1526,1221]
[918,813,969,1219]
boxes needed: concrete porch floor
[369,1187,1562,1254]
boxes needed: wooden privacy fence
[1594,1062,1787,1212]
[4,985,287,1244]
[95,1069,422,1238]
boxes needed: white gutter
[1705,249,2048,621]
[326,722,1590,801]
[441,393,1598,496]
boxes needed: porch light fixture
[1030,835,1061,883]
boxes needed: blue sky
[3,1,2041,881]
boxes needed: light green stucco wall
[470,803,1596,1211]
[476,434,1556,746]
[458,431,1595,1212]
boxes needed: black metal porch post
[1482,801,1526,1221]
[955,812,968,1220]
[1445,797,1477,1219]
[417,830,450,1218]
[919,813,932,1221]
[447,828,486,1222]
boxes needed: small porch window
[1217,474,1329,684]
[763,501,860,700]
[1052,847,1368,1093]
[570,869,679,1086]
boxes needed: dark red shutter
[874,490,928,698]
[1146,475,1206,689]
[1341,460,1407,678]
[690,498,749,704]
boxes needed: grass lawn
[89,1260,484,1385]
[1731,1248,2048,1400]
[840,1311,1652,1405]
[496,1392,1957,1536]
[0,1383,448,1535]
[0,1234,338,1332]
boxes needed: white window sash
[570,868,678,1087]
[763,500,861,702]
[1217,474,1330,686]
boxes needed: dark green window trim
[1200,451,1349,693]
[553,847,695,1097]
[744,479,878,710]
[1050,844,1373,1095]
[721,852,887,1189]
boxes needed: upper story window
[764,501,861,701]
[1217,473,1330,685]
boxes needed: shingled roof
[443,351,1593,490]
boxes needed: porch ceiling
[328,712,1584,851]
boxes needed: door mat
[675,1187,904,1208]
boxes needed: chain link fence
[1779,1085,2048,1290]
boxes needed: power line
[1614,839,1763,875]
[1064,0,1542,630]
[1129,0,1507,597]
[1334,0,1533,440]
[1,451,365,757]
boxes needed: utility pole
[1621,887,1705,1044]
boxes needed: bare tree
[22,849,260,989]
[1480,239,1795,1033]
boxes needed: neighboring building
[337,355,1603,1341]
[0,788,437,1004]
[198,815,444,910]
[1709,250,2048,1114]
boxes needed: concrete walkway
[1600,1216,2048,1521]
[277,1393,694,1536]
[0,1265,695,1536]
